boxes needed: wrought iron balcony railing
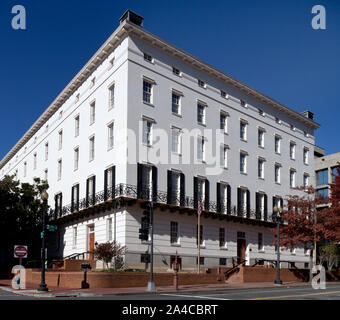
[49,183,273,223]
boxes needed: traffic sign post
[14,245,28,268]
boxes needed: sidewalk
[1,279,334,298]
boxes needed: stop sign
[14,245,28,258]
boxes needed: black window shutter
[280,198,283,209]
[86,178,89,207]
[112,166,116,198]
[227,185,231,214]
[237,188,241,216]
[194,177,198,209]
[180,173,185,206]
[60,193,63,216]
[71,186,74,212]
[255,192,259,219]
[54,194,58,216]
[76,185,79,211]
[272,196,276,212]
[104,169,108,201]
[137,163,142,199]
[246,189,250,218]
[92,176,96,206]
[216,183,221,213]
[152,166,158,202]
[167,170,172,204]
[264,194,268,221]
[205,179,210,211]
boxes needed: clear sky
[0,0,339,160]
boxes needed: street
[1,283,340,300]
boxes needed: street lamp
[37,190,49,292]
[273,206,283,285]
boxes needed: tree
[0,175,49,276]
[273,186,328,266]
[93,241,126,269]
[318,244,339,270]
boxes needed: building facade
[0,11,320,270]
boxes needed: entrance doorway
[88,225,95,260]
[237,231,246,264]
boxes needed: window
[90,77,95,88]
[75,116,80,137]
[316,169,328,186]
[144,52,152,62]
[219,183,228,214]
[332,166,339,182]
[24,162,27,177]
[172,92,180,114]
[274,135,281,154]
[317,188,329,199]
[57,159,62,180]
[240,121,247,140]
[59,111,63,119]
[258,129,264,147]
[72,227,77,249]
[90,102,95,124]
[303,174,309,188]
[258,108,264,116]
[109,57,115,69]
[197,178,205,202]
[89,136,95,161]
[142,119,152,146]
[143,80,152,103]
[219,258,227,266]
[258,233,264,251]
[196,225,203,246]
[220,112,228,133]
[258,158,264,179]
[198,79,205,88]
[197,137,205,161]
[106,166,114,191]
[141,165,152,192]
[72,184,79,211]
[141,253,150,263]
[58,130,63,150]
[33,153,37,170]
[170,221,179,244]
[240,99,246,107]
[172,66,180,76]
[290,142,296,160]
[45,143,49,161]
[290,124,295,131]
[220,145,228,168]
[171,127,181,154]
[107,218,113,241]
[257,193,265,220]
[75,93,80,102]
[303,148,309,164]
[240,152,247,173]
[87,176,96,205]
[171,171,181,201]
[74,148,79,171]
[108,122,114,150]
[290,169,296,188]
[109,84,115,109]
[197,103,205,124]
[219,228,226,248]
[220,90,227,98]
[239,189,248,213]
[275,116,281,124]
[275,164,281,183]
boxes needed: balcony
[49,184,275,227]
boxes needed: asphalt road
[1,283,340,300]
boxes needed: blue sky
[0,0,339,160]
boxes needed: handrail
[225,258,247,279]
[63,251,91,260]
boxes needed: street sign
[47,225,57,232]
[14,245,28,259]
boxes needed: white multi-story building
[0,10,320,270]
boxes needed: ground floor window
[141,254,150,263]
[196,257,204,265]
[219,258,227,266]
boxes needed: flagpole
[197,184,201,274]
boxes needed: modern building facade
[315,150,340,202]
[0,10,320,270]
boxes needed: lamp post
[273,206,283,285]
[37,190,49,292]
[147,191,155,291]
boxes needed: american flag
[198,198,203,216]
